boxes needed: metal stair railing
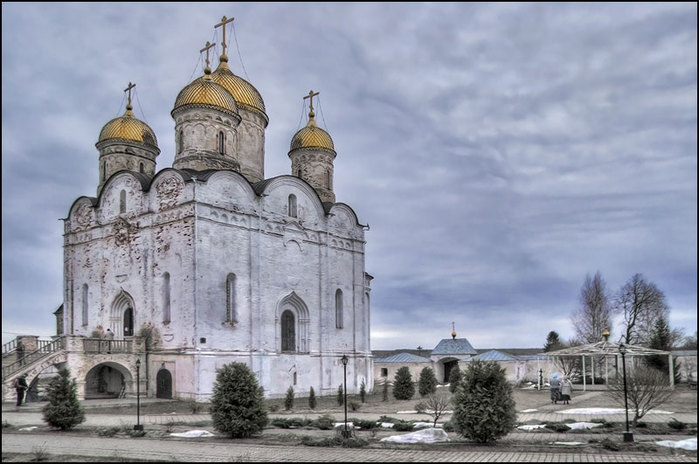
[2,339,17,356]
[2,337,65,380]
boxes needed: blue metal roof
[431,338,477,355]
[470,350,517,362]
[374,352,432,363]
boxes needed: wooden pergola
[544,341,674,391]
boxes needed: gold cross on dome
[303,90,319,113]
[124,82,136,107]
[214,15,235,57]
[200,41,215,68]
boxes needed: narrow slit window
[218,131,225,154]
[179,130,184,153]
[119,190,126,213]
[82,284,88,327]
[163,272,171,324]
[288,194,297,218]
[335,289,343,329]
[226,273,237,323]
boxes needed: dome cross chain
[304,90,319,123]
[215,16,235,58]
[124,82,136,110]
[200,41,215,74]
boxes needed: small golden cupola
[95,82,160,195]
[171,41,242,172]
[208,16,269,183]
[288,90,337,204]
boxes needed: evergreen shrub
[392,366,415,400]
[284,386,294,410]
[452,360,516,443]
[309,386,317,410]
[210,362,268,438]
[448,366,462,393]
[42,368,85,430]
[337,384,344,406]
[418,367,438,397]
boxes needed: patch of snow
[396,410,418,414]
[551,442,585,446]
[518,424,546,431]
[560,407,675,415]
[566,422,603,430]
[380,427,450,443]
[517,422,602,431]
[380,422,394,428]
[655,438,697,451]
[333,422,354,429]
[170,429,215,438]
[520,409,538,413]
[18,426,38,431]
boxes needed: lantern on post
[134,358,143,431]
[618,344,633,442]
[340,354,350,438]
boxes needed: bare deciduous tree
[552,354,581,379]
[421,390,452,427]
[571,271,613,343]
[605,364,673,427]
[613,274,669,346]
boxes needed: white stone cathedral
[62,21,372,400]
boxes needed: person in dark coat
[13,374,28,406]
[549,373,561,404]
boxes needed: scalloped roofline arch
[254,175,326,219]
[97,169,153,206]
[67,195,99,219]
[197,169,258,201]
[329,202,364,228]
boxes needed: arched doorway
[111,291,135,338]
[85,363,129,398]
[156,369,173,399]
[443,359,459,383]
[123,307,134,337]
[276,292,310,353]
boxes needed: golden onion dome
[289,110,335,153]
[172,68,239,118]
[211,55,267,122]
[97,104,158,148]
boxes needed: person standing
[560,376,573,405]
[549,373,561,404]
[13,374,28,406]
[106,328,114,353]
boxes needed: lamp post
[340,355,350,438]
[618,344,633,442]
[134,358,143,431]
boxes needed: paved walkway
[2,432,696,462]
[2,397,696,462]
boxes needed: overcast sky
[2,3,696,351]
